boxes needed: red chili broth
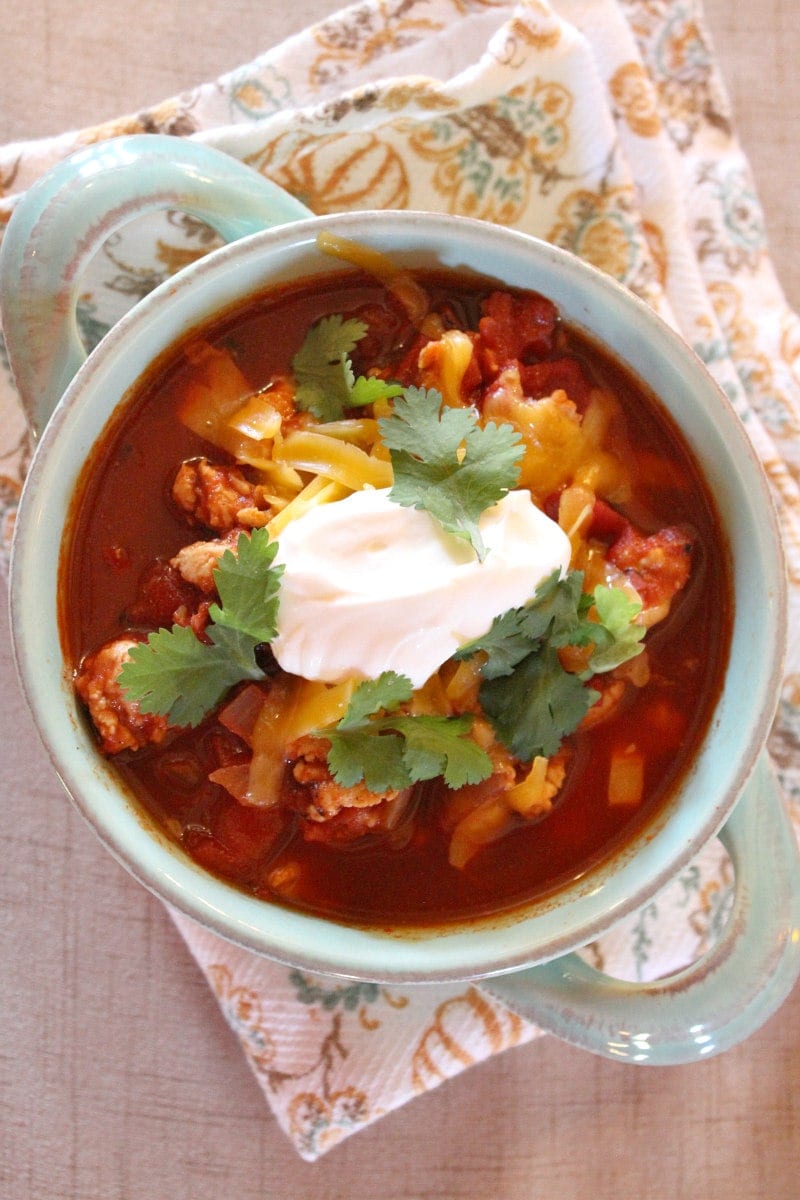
[61,268,732,926]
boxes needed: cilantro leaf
[292,314,367,421]
[326,728,410,793]
[587,586,645,672]
[118,623,263,728]
[456,569,645,760]
[479,644,599,761]
[208,526,283,643]
[454,571,586,679]
[292,313,405,419]
[527,571,593,647]
[321,671,493,795]
[378,387,524,560]
[348,374,405,408]
[454,605,533,681]
[336,671,413,728]
[398,714,491,788]
[118,529,283,727]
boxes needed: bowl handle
[0,134,312,437]
[484,753,800,1064]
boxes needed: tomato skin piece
[589,499,629,542]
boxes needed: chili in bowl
[64,250,727,928]
[3,136,797,1063]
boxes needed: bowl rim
[8,210,788,981]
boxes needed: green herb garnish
[587,585,647,671]
[118,528,283,727]
[118,304,644,788]
[321,671,493,794]
[479,643,596,760]
[456,570,645,759]
[377,386,524,560]
[292,314,403,421]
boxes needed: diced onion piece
[506,756,554,817]
[266,861,304,900]
[580,387,617,445]
[208,763,252,802]
[273,429,393,490]
[178,341,254,438]
[448,797,512,869]
[267,476,349,537]
[177,342,279,470]
[177,343,295,472]
[242,680,298,806]
[614,648,651,688]
[218,684,268,747]
[608,745,644,806]
[227,394,283,440]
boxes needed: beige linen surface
[1,0,800,1194]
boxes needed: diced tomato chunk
[477,290,558,376]
[301,804,389,843]
[543,492,561,523]
[589,499,629,542]
[128,560,203,628]
[519,358,593,406]
[183,802,286,881]
[608,524,693,610]
[214,801,285,859]
[183,830,246,878]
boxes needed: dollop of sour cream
[271,488,571,689]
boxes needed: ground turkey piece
[172,457,272,531]
[288,734,411,843]
[75,637,170,754]
[170,530,240,593]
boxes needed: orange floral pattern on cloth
[2,0,800,1161]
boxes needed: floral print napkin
[2,0,799,1161]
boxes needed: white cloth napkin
[2,0,799,1161]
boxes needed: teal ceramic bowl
[3,136,799,1064]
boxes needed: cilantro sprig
[321,672,493,794]
[456,570,645,760]
[292,314,403,421]
[118,528,283,727]
[378,386,524,560]
[294,311,524,560]
[115,302,646,793]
